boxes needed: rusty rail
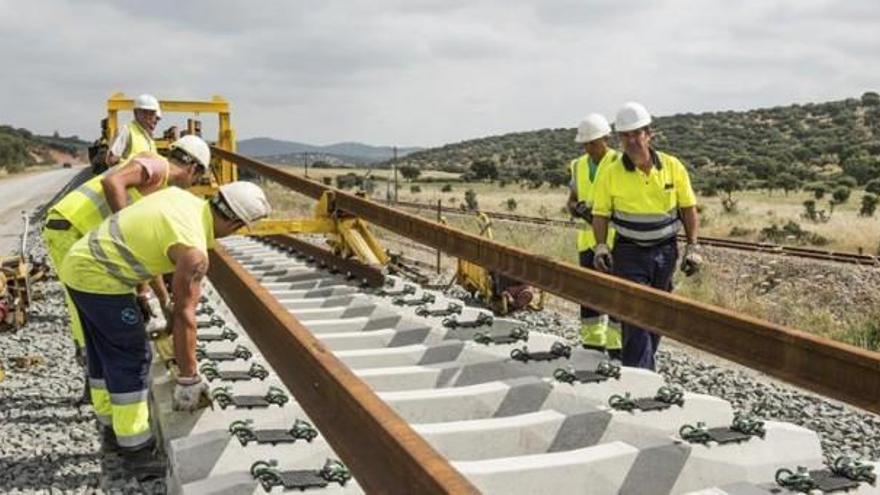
[208,245,480,494]
[265,234,386,288]
[213,146,880,414]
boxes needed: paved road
[0,166,82,254]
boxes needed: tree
[505,198,518,211]
[862,91,880,106]
[860,193,878,217]
[543,169,569,188]
[399,165,421,181]
[866,178,880,195]
[470,160,498,181]
[775,172,801,196]
[831,186,851,205]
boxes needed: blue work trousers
[612,240,677,370]
[67,288,153,449]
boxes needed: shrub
[760,220,828,246]
[322,177,332,186]
[830,186,851,205]
[441,184,453,193]
[464,189,479,211]
[505,198,517,211]
[866,179,880,195]
[410,185,421,193]
[729,226,753,237]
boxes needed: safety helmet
[574,113,612,143]
[133,94,162,118]
[218,181,271,225]
[614,101,652,132]
[170,135,211,170]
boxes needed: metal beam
[212,146,880,414]
[208,246,479,494]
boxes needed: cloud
[0,0,877,146]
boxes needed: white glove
[173,375,211,412]
[593,243,613,272]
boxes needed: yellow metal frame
[238,191,390,267]
[106,92,237,189]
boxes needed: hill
[238,137,422,165]
[0,126,87,172]
[396,92,880,190]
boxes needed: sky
[1,0,878,148]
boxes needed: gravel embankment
[0,218,165,494]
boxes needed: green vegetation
[0,125,86,173]
[394,92,880,196]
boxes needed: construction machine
[454,213,545,315]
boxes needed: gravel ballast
[0,217,165,494]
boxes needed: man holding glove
[566,113,622,358]
[591,102,701,370]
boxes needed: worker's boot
[98,425,121,453]
[120,440,167,482]
[607,349,622,362]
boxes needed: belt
[616,235,676,248]
[45,218,73,231]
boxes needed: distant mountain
[237,137,422,164]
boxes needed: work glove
[680,243,704,277]
[593,243,613,272]
[572,201,593,222]
[173,375,212,412]
[135,294,154,323]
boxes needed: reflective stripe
[74,184,111,218]
[613,219,682,243]
[87,229,142,286]
[116,429,152,448]
[89,377,107,390]
[110,390,149,405]
[613,209,677,223]
[107,216,152,280]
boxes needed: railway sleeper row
[148,236,879,494]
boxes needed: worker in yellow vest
[43,135,210,366]
[106,94,161,166]
[59,182,270,480]
[592,102,702,370]
[567,114,623,359]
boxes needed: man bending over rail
[58,182,270,480]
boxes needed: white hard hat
[218,181,271,225]
[614,101,652,132]
[574,113,612,143]
[170,135,211,169]
[133,94,162,118]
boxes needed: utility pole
[393,146,399,203]
[303,152,309,178]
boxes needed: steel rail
[264,234,386,288]
[212,147,880,414]
[208,245,480,494]
[394,200,878,265]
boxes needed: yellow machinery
[105,92,237,195]
[455,213,544,315]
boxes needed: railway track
[393,200,880,266]
[149,235,880,494]
[129,149,880,493]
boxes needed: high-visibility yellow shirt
[592,149,696,245]
[60,187,215,295]
[49,153,169,235]
[111,121,156,165]
[570,149,619,251]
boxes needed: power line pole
[304,152,310,178]
[393,146,399,203]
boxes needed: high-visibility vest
[60,187,214,295]
[592,149,697,245]
[123,121,156,163]
[570,149,619,251]
[50,154,169,235]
